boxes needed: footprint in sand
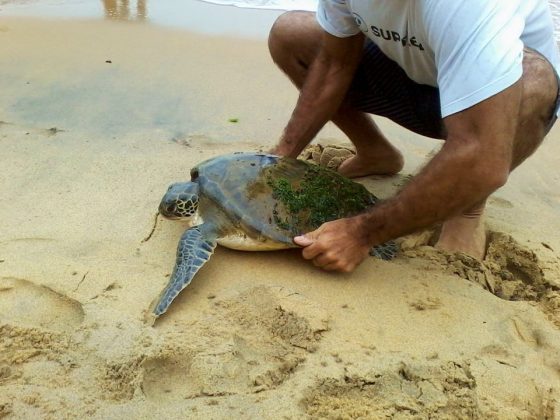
[302,354,555,419]
[484,233,560,326]
[302,356,480,419]
[0,278,84,395]
[402,232,560,327]
[141,286,329,402]
[0,277,84,332]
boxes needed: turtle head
[159,182,199,220]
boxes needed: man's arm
[272,30,364,157]
[296,78,522,271]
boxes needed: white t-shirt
[317,0,560,118]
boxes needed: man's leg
[268,11,404,177]
[436,48,559,259]
[332,107,404,177]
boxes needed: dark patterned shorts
[346,40,560,138]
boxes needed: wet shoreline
[2,0,560,43]
[0,0,282,38]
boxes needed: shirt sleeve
[425,0,524,118]
[316,0,361,38]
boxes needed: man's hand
[294,217,371,272]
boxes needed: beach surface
[1,11,560,419]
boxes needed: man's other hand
[294,218,371,272]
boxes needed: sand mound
[0,277,84,332]
[300,143,356,171]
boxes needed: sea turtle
[152,152,397,317]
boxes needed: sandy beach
[1,10,560,419]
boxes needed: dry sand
[0,16,559,419]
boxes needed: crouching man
[268,0,560,271]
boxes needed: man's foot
[435,212,487,260]
[338,150,404,178]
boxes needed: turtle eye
[190,169,199,180]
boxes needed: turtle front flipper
[152,224,217,318]
[370,241,399,261]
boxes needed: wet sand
[1,16,560,419]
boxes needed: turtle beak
[159,201,178,219]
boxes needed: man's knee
[268,11,320,66]
[510,49,558,168]
[520,48,558,126]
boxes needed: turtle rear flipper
[152,224,217,317]
[370,241,398,261]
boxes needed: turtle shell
[193,153,377,246]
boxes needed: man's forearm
[276,59,353,157]
[274,33,364,157]
[355,138,510,246]
[355,77,521,248]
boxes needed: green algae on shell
[266,163,376,235]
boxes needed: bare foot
[435,213,487,260]
[338,151,404,178]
